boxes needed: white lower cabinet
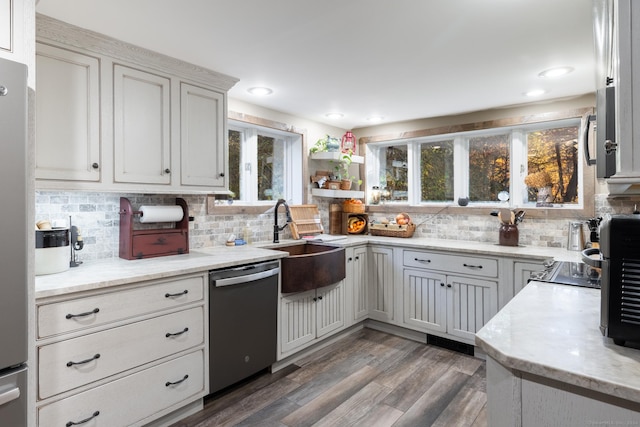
[279,281,344,357]
[403,269,447,333]
[401,249,499,344]
[345,245,368,324]
[369,245,395,323]
[38,350,205,427]
[35,272,208,427]
[513,260,543,296]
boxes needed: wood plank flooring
[171,328,487,427]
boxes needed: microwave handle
[583,113,597,166]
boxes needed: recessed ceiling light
[538,67,574,78]
[525,89,546,97]
[325,112,344,119]
[247,87,273,96]
[366,116,384,122]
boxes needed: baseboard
[364,319,428,343]
[272,323,365,373]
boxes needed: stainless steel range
[530,259,601,289]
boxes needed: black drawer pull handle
[463,263,483,269]
[415,258,431,263]
[67,354,100,367]
[165,374,189,387]
[66,410,100,426]
[66,308,99,319]
[165,290,189,298]
[166,327,189,338]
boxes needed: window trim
[363,108,596,219]
[206,111,308,215]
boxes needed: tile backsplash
[35,191,637,263]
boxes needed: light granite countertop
[267,235,582,262]
[35,235,581,299]
[35,246,288,299]
[476,281,640,404]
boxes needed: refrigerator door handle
[0,386,20,406]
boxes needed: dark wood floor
[171,328,487,427]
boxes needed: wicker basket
[369,223,416,238]
[343,202,365,214]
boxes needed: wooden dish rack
[288,205,324,239]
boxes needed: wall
[35,95,639,263]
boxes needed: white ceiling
[35,0,597,129]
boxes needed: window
[366,118,583,208]
[227,120,303,205]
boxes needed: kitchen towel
[139,205,184,223]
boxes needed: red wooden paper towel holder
[119,197,189,260]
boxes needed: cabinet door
[113,65,171,184]
[0,0,11,52]
[403,268,447,333]
[180,83,226,188]
[446,275,498,342]
[35,43,101,182]
[316,282,345,338]
[369,246,394,322]
[280,289,316,354]
[348,246,369,322]
[513,261,542,296]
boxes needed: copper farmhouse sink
[275,243,345,293]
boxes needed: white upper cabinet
[0,0,28,62]
[180,83,226,189]
[35,43,101,182]
[113,65,171,185]
[601,0,640,193]
[35,15,238,193]
[0,0,11,52]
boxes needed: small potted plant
[310,135,340,154]
[333,151,362,190]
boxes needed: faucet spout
[273,199,292,243]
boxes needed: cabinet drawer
[38,306,204,399]
[37,273,205,338]
[38,349,205,427]
[403,250,498,278]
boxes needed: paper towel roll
[139,205,184,223]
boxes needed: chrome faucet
[273,199,292,243]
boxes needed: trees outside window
[366,118,582,208]
[227,121,302,204]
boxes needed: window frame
[207,112,307,215]
[363,108,596,219]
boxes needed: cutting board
[289,205,324,239]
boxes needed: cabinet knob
[219,172,225,177]
[164,168,171,174]
[440,283,445,287]
[91,163,99,169]
[447,284,452,288]
[348,257,353,262]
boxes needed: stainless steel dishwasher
[208,260,279,394]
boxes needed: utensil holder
[499,223,519,246]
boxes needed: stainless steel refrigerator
[0,57,28,426]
